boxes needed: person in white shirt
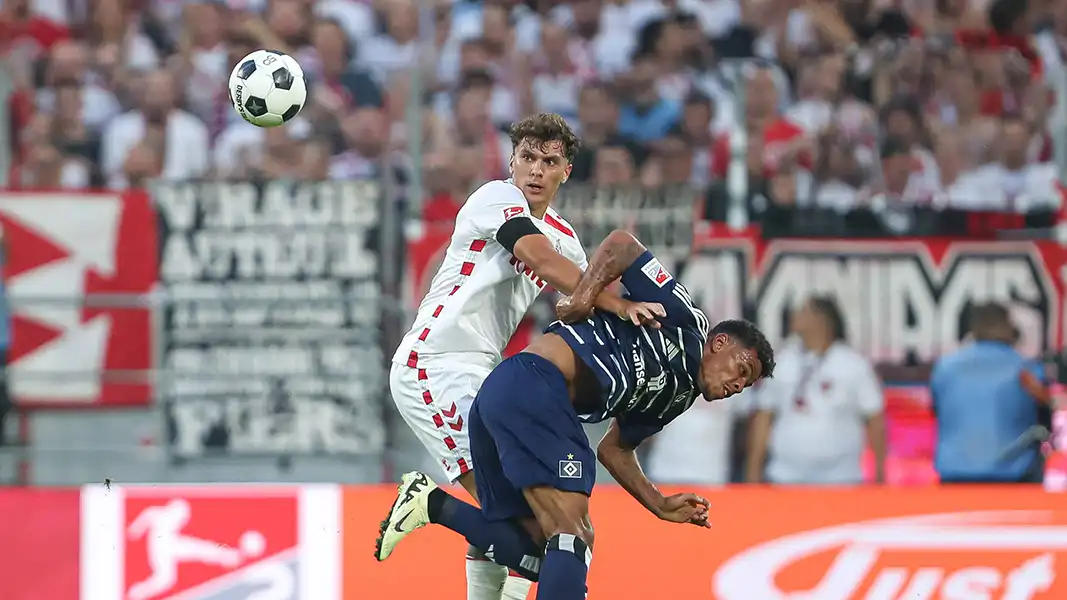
[947,116,1061,212]
[746,296,887,485]
[100,70,210,189]
[390,113,662,600]
[646,388,754,485]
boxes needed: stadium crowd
[1,0,1063,487]
[3,0,1067,211]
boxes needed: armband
[496,216,543,253]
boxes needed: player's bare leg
[523,487,593,600]
[457,471,534,600]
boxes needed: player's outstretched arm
[557,229,647,317]
[504,224,640,319]
[597,419,710,528]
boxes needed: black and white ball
[228,50,307,128]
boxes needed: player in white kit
[389,114,662,600]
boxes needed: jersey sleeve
[614,414,663,449]
[462,181,532,241]
[568,237,589,272]
[620,250,709,336]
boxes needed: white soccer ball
[228,49,307,128]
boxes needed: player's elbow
[604,229,640,250]
[595,429,631,461]
[602,229,646,265]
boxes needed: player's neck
[528,199,551,219]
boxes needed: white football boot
[375,471,438,561]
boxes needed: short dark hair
[808,295,847,341]
[458,69,494,92]
[509,113,581,163]
[880,136,910,159]
[969,301,1014,341]
[989,0,1027,35]
[711,319,775,379]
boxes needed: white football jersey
[393,180,587,372]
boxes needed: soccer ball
[228,50,307,128]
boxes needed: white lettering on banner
[713,511,1066,600]
[680,242,1057,364]
[155,182,386,457]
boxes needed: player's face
[510,139,571,204]
[699,333,762,401]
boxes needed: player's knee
[545,532,593,568]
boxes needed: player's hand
[556,295,595,323]
[618,301,665,329]
[655,493,711,528]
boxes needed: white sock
[501,573,533,599]
[466,555,508,600]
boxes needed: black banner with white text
[155,181,387,458]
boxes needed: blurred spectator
[932,303,1052,484]
[951,115,1060,211]
[592,137,638,187]
[101,69,209,188]
[710,67,809,181]
[617,52,681,142]
[747,297,886,484]
[646,391,752,485]
[529,22,582,122]
[360,0,421,85]
[13,111,91,188]
[37,39,121,131]
[446,72,510,180]
[422,142,489,223]
[641,131,694,187]
[874,96,940,204]
[330,108,389,180]
[309,19,383,112]
[679,92,715,187]
[858,136,919,209]
[569,82,628,182]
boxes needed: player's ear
[562,163,572,184]
[711,333,731,352]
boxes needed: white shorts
[389,360,491,482]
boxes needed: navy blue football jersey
[545,251,711,447]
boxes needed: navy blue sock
[427,488,542,580]
[536,534,589,600]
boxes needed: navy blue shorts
[470,352,596,522]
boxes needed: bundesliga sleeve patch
[502,206,526,221]
[641,258,673,287]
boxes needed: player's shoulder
[465,179,526,207]
[454,179,529,228]
[544,206,581,243]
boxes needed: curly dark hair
[711,319,776,380]
[509,113,581,163]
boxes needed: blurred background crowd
[5,0,1067,211]
[1,0,1065,489]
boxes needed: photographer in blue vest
[932,302,1052,484]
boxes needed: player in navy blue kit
[375,230,775,599]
